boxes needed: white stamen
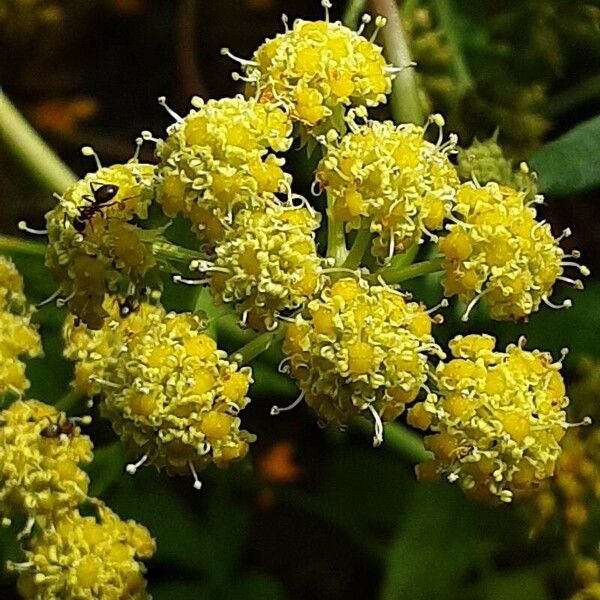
[189,462,203,490]
[558,276,584,290]
[18,221,47,235]
[461,290,487,322]
[36,289,62,308]
[561,262,590,276]
[322,0,332,21]
[357,14,371,36]
[367,404,383,447]
[56,291,76,307]
[557,227,572,242]
[542,296,572,310]
[81,145,102,170]
[133,137,144,161]
[158,96,183,122]
[220,47,257,67]
[140,130,159,143]
[271,391,305,416]
[126,453,148,475]
[172,274,205,286]
[426,298,449,315]
[281,13,289,31]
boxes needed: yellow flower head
[13,503,155,600]
[0,399,93,521]
[438,182,588,321]
[282,277,443,442]
[410,335,570,503]
[316,118,459,260]
[63,300,256,484]
[0,256,42,398]
[232,7,394,133]
[45,159,159,329]
[156,95,293,245]
[204,203,323,331]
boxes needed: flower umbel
[410,335,571,502]
[11,503,155,600]
[63,300,255,485]
[230,6,394,134]
[203,203,324,330]
[45,158,160,329]
[438,182,588,320]
[0,256,42,398]
[283,277,444,444]
[0,399,93,522]
[156,95,292,246]
[316,117,459,261]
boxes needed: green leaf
[530,116,600,196]
[481,569,549,600]
[379,483,479,600]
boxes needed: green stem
[354,418,431,462]
[432,0,473,94]
[0,88,76,194]
[230,325,287,365]
[343,226,372,269]
[373,256,443,284]
[342,0,368,28]
[152,239,205,264]
[0,235,46,257]
[371,0,424,125]
[545,73,600,117]
[326,195,349,266]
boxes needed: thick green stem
[230,325,287,365]
[374,256,443,284]
[343,227,372,269]
[0,235,46,257]
[354,419,431,462]
[343,0,368,28]
[326,195,349,266]
[0,89,76,193]
[371,0,424,125]
[432,0,472,94]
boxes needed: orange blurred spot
[29,97,98,135]
[259,442,301,483]
[112,0,145,14]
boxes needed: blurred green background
[1,1,599,598]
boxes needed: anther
[189,462,203,490]
[158,96,183,122]
[18,221,47,235]
[542,296,572,310]
[426,298,449,315]
[81,145,102,170]
[271,391,305,416]
[140,130,158,143]
[125,453,148,475]
[357,14,372,35]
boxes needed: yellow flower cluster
[283,277,442,441]
[13,503,155,600]
[0,399,93,522]
[156,95,292,245]
[205,204,323,330]
[316,119,459,260]
[45,161,158,329]
[236,8,393,133]
[439,182,585,320]
[63,299,255,483]
[410,334,569,502]
[0,256,42,398]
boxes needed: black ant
[40,416,75,438]
[72,182,120,233]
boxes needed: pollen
[316,119,459,261]
[413,335,571,503]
